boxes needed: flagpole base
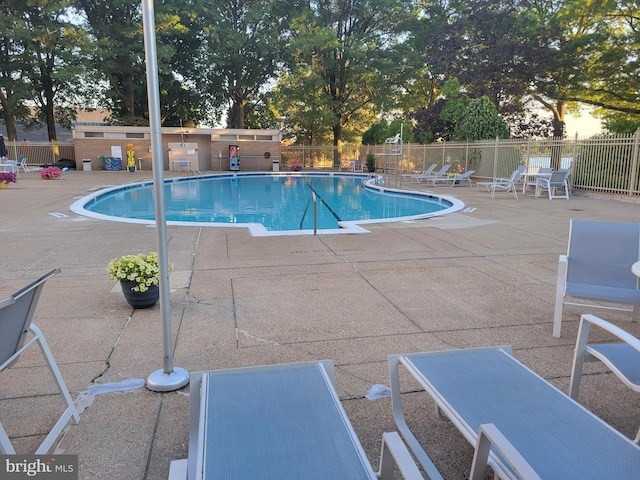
[146,367,190,392]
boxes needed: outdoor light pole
[142,0,189,392]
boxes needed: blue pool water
[72,173,464,235]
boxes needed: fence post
[465,141,469,171]
[493,137,499,178]
[629,129,640,195]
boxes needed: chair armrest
[470,424,541,480]
[378,431,430,480]
[581,313,640,351]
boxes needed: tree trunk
[332,123,343,167]
[550,101,566,170]
[0,93,18,141]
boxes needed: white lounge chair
[535,168,570,199]
[569,314,640,444]
[477,166,525,199]
[402,163,437,183]
[0,268,80,454]
[425,169,475,187]
[553,219,640,337]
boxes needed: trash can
[82,159,92,171]
[272,161,280,172]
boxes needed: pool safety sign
[1,455,78,479]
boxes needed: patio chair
[389,346,640,480]
[569,314,640,444]
[476,166,525,199]
[0,268,80,454]
[535,168,571,199]
[425,169,475,187]
[522,167,551,193]
[0,159,18,174]
[169,360,425,480]
[553,219,640,337]
[350,160,364,172]
[402,163,437,183]
[16,154,31,173]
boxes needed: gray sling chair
[0,268,80,454]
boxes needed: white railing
[282,130,640,196]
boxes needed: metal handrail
[299,179,343,234]
[299,192,318,234]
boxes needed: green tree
[193,0,293,129]
[77,0,195,126]
[454,96,510,141]
[2,0,90,141]
[280,0,412,163]
[0,0,32,140]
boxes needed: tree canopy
[0,0,638,142]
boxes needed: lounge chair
[389,346,640,480]
[476,166,525,199]
[169,360,424,480]
[402,163,437,183]
[0,268,80,454]
[569,314,640,443]
[553,219,640,337]
[425,169,475,187]
[535,168,571,199]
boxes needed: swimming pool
[71,173,465,236]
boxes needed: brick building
[72,125,282,172]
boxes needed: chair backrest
[548,169,570,185]
[435,164,451,177]
[0,269,60,367]
[509,169,523,184]
[566,220,640,289]
[458,170,475,179]
[539,167,552,174]
[423,163,437,175]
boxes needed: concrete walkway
[1,170,639,479]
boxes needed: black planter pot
[120,281,159,309]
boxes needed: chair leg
[553,256,568,337]
[31,325,80,453]
[633,305,639,323]
[568,317,592,400]
[0,421,16,454]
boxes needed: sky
[564,110,603,138]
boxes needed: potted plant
[0,171,17,188]
[365,153,376,173]
[41,166,62,180]
[290,163,302,172]
[107,252,171,308]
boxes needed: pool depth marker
[142,0,189,392]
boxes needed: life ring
[264,152,271,159]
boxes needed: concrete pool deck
[1,169,639,479]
